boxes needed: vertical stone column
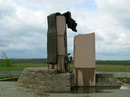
[48,16,67,72]
[47,12,77,73]
[56,16,67,72]
[74,33,96,86]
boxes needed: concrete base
[96,72,121,87]
[17,67,75,92]
[75,68,95,86]
[17,68,120,93]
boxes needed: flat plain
[0,63,130,72]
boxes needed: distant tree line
[0,58,130,65]
[0,58,47,64]
[96,60,130,66]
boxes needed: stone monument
[17,12,120,93]
[47,12,77,73]
[17,11,77,92]
[74,33,96,86]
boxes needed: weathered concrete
[1,71,129,78]
[17,67,74,92]
[75,68,95,86]
[0,71,21,77]
[74,33,96,86]
[96,72,121,87]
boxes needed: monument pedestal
[75,68,95,86]
[17,67,75,92]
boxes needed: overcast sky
[0,0,130,60]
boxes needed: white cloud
[0,1,47,58]
[66,0,130,60]
[0,0,15,18]
[94,0,130,59]
[18,0,85,12]
[96,0,130,29]
[0,0,85,58]
[0,0,130,59]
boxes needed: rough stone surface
[96,72,121,87]
[17,67,74,92]
[1,72,130,78]
[0,71,21,77]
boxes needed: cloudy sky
[0,0,130,60]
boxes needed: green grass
[0,63,47,71]
[0,77,9,79]
[0,63,130,72]
[70,64,130,72]
[96,64,130,72]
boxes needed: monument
[74,33,96,86]
[17,12,77,92]
[47,11,77,72]
[17,12,120,93]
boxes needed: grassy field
[0,59,130,72]
[0,63,130,72]
[0,63,47,71]
[96,64,130,72]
